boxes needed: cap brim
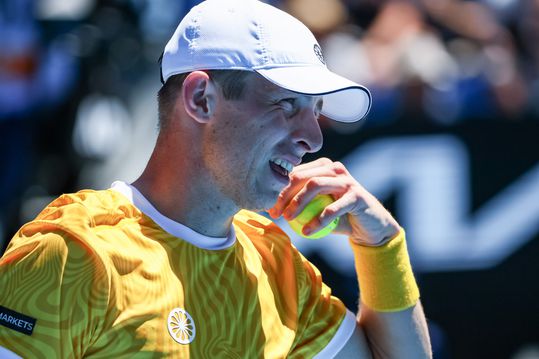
[255,66,371,123]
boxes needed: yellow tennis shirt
[0,181,356,358]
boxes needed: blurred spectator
[0,0,78,250]
[419,0,528,119]
[283,0,536,128]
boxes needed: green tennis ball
[288,194,340,239]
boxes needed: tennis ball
[288,194,340,239]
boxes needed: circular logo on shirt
[167,308,196,344]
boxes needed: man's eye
[279,98,296,113]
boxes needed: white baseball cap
[161,0,371,123]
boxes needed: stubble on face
[201,74,295,212]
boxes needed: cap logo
[313,44,325,64]
[167,308,196,344]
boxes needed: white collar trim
[110,181,236,250]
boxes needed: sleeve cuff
[313,310,357,359]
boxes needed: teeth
[284,161,293,172]
[271,158,294,173]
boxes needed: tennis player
[0,0,432,357]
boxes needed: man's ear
[181,71,218,123]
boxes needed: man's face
[202,72,324,211]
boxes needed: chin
[247,199,276,213]
[241,178,284,212]
[242,191,279,213]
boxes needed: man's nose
[291,106,323,153]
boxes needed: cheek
[202,124,255,174]
[208,107,288,163]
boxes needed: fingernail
[283,210,292,220]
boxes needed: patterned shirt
[0,181,355,358]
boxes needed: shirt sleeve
[0,226,110,358]
[289,251,357,358]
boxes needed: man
[0,0,432,357]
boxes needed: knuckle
[289,172,304,182]
[305,178,320,190]
[289,195,301,207]
[323,206,337,216]
[353,191,365,204]
[318,157,332,165]
[332,161,347,174]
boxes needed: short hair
[157,70,251,130]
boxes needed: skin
[134,71,323,237]
[133,71,432,357]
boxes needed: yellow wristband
[350,230,420,312]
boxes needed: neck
[132,131,238,238]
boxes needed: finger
[292,157,333,172]
[302,191,357,236]
[271,163,343,217]
[282,176,346,220]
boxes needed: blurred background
[0,0,538,357]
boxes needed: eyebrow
[266,89,324,112]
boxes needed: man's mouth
[269,158,294,178]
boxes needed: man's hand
[269,158,432,358]
[268,157,400,246]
